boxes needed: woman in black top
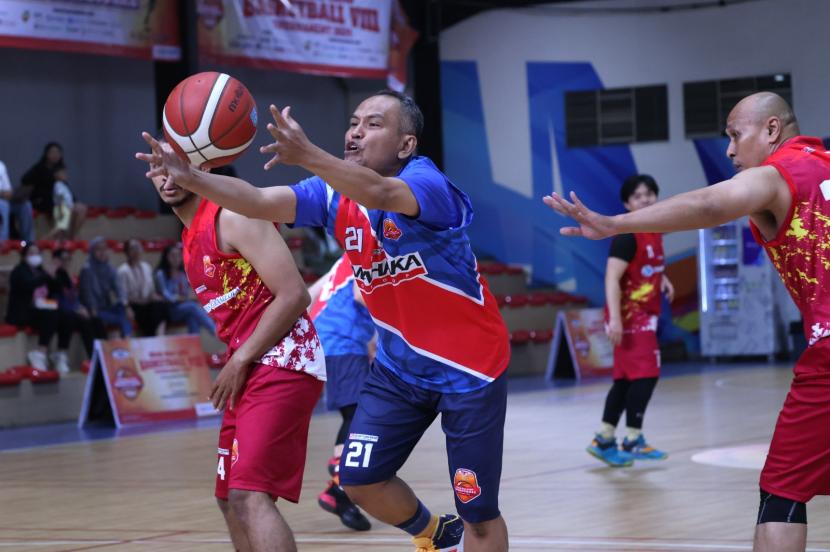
[6,243,76,372]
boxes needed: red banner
[198,0,398,79]
[0,0,181,60]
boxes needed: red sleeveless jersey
[615,233,664,333]
[181,200,325,379]
[751,136,830,347]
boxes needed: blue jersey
[310,255,375,357]
[291,156,509,393]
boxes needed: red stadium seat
[29,367,60,383]
[530,329,554,343]
[134,209,158,219]
[0,323,18,337]
[80,360,91,374]
[505,265,524,276]
[6,240,24,252]
[510,330,531,345]
[0,369,23,387]
[478,262,506,275]
[503,294,529,308]
[87,206,107,218]
[527,293,550,307]
[107,239,125,252]
[36,239,57,251]
[494,294,507,308]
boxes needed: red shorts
[612,330,660,380]
[215,364,323,503]
[760,338,830,503]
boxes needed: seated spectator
[0,159,34,241]
[49,164,76,240]
[21,142,87,238]
[52,248,97,357]
[79,237,133,338]
[155,243,215,335]
[5,243,75,372]
[117,239,169,336]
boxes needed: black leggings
[335,404,357,447]
[602,377,659,429]
[31,308,75,350]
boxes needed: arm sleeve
[289,177,329,229]
[398,161,471,231]
[608,233,637,262]
[155,271,177,302]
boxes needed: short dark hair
[620,174,659,203]
[373,89,424,140]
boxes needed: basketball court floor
[2,361,829,551]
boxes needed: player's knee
[228,489,266,520]
[757,489,807,525]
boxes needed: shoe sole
[586,447,633,467]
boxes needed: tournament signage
[79,335,219,428]
[198,0,393,78]
[0,0,181,60]
[547,308,614,379]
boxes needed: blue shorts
[339,361,507,523]
[324,354,370,411]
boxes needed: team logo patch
[641,265,655,277]
[231,438,239,466]
[113,367,143,400]
[203,255,216,278]
[383,218,402,240]
[453,468,482,503]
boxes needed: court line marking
[2,536,830,551]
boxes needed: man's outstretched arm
[543,166,787,239]
[135,132,298,223]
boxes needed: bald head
[725,92,800,171]
[731,92,799,134]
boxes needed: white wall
[440,0,830,257]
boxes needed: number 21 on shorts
[344,441,374,468]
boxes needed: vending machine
[698,218,786,358]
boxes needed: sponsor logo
[820,180,830,201]
[204,287,240,313]
[641,265,654,277]
[383,218,402,240]
[113,367,143,400]
[453,468,482,503]
[352,252,427,291]
[348,433,379,443]
[203,255,216,278]
[195,285,207,294]
[217,447,230,456]
[250,106,258,126]
[112,348,130,360]
[231,438,239,465]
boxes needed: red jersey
[182,200,325,380]
[751,136,830,347]
[607,232,664,333]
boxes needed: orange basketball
[162,72,257,168]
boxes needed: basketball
[162,72,257,169]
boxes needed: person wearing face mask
[585,174,674,468]
[5,243,74,372]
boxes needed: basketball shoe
[317,480,371,531]
[327,455,340,477]
[412,514,464,552]
[586,434,633,467]
[621,434,668,460]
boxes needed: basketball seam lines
[209,83,255,148]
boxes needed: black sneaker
[317,480,372,531]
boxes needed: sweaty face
[344,95,413,176]
[623,183,658,212]
[725,109,772,172]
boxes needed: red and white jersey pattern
[182,200,325,380]
[607,233,664,333]
[752,136,830,347]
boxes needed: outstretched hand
[259,105,316,170]
[543,192,617,240]
[134,132,193,187]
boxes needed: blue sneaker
[587,434,633,467]
[622,434,668,460]
[412,514,464,552]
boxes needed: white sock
[598,422,616,440]
[625,427,642,443]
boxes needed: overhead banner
[547,308,614,380]
[0,0,181,60]
[198,0,393,78]
[79,335,219,428]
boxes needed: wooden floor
[2,363,830,551]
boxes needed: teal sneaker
[586,434,633,467]
[622,434,668,460]
[411,514,464,552]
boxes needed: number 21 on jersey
[345,227,364,252]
